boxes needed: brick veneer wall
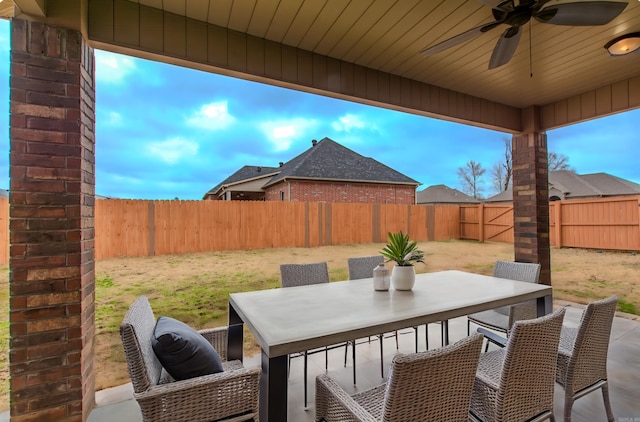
[9,20,96,421]
[264,180,416,204]
[512,132,551,286]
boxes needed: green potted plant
[380,231,425,290]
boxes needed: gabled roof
[262,137,419,188]
[485,171,640,202]
[205,165,281,198]
[417,184,479,204]
[580,172,640,196]
[485,189,513,203]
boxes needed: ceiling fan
[420,0,628,69]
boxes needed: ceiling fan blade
[477,0,515,12]
[488,26,522,69]
[535,1,627,26]
[420,22,500,56]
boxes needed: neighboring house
[416,184,480,205]
[204,137,420,204]
[485,171,640,203]
[203,165,281,201]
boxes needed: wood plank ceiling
[114,0,640,110]
[2,0,639,118]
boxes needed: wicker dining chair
[467,260,541,349]
[316,333,484,422]
[280,262,346,408]
[556,295,618,422]
[120,295,260,422]
[469,307,566,422]
[345,255,399,382]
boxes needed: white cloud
[332,114,367,132]
[186,101,236,130]
[95,50,137,84]
[273,125,295,139]
[259,118,318,151]
[146,137,199,165]
[102,111,123,126]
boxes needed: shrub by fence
[1,196,638,264]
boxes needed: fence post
[148,201,155,256]
[324,202,332,245]
[372,204,381,243]
[426,205,435,241]
[553,201,562,248]
[304,202,310,247]
[637,197,640,248]
[478,204,485,243]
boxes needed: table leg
[537,294,553,317]
[260,351,288,421]
[228,303,244,362]
[442,320,450,346]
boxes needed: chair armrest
[198,326,229,360]
[315,374,377,422]
[135,367,260,422]
[476,327,507,348]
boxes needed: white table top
[229,270,552,357]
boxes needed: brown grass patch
[0,240,638,411]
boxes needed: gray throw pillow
[152,316,224,380]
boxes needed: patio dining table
[227,269,553,422]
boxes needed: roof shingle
[205,165,280,197]
[417,184,480,204]
[485,171,640,202]
[263,137,419,188]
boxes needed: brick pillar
[9,19,96,421]
[512,131,551,286]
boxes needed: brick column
[9,19,96,421]
[512,132,551,286]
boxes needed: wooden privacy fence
[94,200,460,260]
[1,196,639,264]
[550,196,640,251]
[460,196,640,251]
[0,198,7,265]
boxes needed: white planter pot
[391,265,415,291]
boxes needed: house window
[280,191,285,201]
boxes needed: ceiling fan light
[604,32,640,56]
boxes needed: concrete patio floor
[8,301,636,422]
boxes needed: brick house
[203,165,281,201]
[204,137,420,204]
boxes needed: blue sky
[1,19,638,200]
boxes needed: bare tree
[548,151,574,172]
[457,160,486,199]
[490,138,512,193]
[489,142,574,195]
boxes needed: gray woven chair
[119,295,260,422]
[469,307,566,422]
[280,262,331,288]
[467,260,541,349]
[345,255,399,381]
[316,333,484,422]
[280,262,344,408]
[556,295,618,422]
